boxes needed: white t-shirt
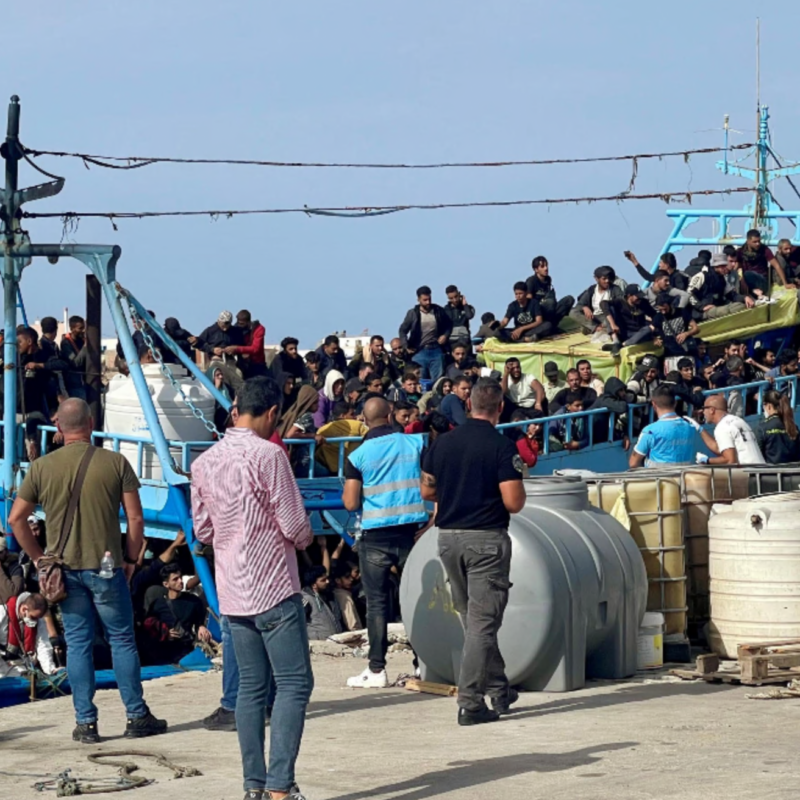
[507,374,539,408]
[714,414,765,465]
[592,287,610,317]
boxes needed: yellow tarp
[481,287,800,384]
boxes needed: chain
[123,299,223,439]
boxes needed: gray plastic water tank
[399,476,648,692]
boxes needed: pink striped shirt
[191,427,313,616]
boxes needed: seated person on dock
[331,562,363,632]
[689,254,752,320]
[130,531,189,622]
[0,591,58,675]
[499,282,553,342]
[548,392,589,451]
[141,563,211,665]
[301,566,344,641]
[601,284,656,356]
[551,368,597,412]
[569,266,624,337]
[624,250,689,292]
[500,357,546,416]
[525,256,574,332]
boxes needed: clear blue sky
[7,1,800,346]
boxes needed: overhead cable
[22,186,754,231]
[22,143,755,171]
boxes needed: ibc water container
[104,364,215,480]
[709,492,800,657]
[399,477,647,692]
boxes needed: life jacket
[347,433,427,530]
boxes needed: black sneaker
[610,342,622,356]
[457,705,500,726]
[123,711,167,738]
[492,687,519,715]
[203,706,237,731]
[72,722,100,744]
[243,792,264,800]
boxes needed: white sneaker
[347,668,389,689]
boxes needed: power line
[22,143,755,171]
[22,187,754,230]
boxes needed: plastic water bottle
[99,551,115,579]
[352,513,363,545]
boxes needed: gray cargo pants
[437,529,512,712]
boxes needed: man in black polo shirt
[421,378,526,726]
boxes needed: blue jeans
[229,595,314,793]
[61,568,148,724]
[220,615,240,712]
[412,345,444,382]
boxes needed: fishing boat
[1,97,798,704]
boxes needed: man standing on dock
[192,376,314,800]
[9,399,167,744]
[421,378,526,726]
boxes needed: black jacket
[756,414,800,465]
[577,283,624,313]
[442,301,475,342]
[398,304,453,351]
[314,345,348,378]
[590,377,632,417]
[605,296,655,336]
[690,266,745,308]
[194,322,244,355]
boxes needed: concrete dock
[1,651,798,800]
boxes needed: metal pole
[85,275,103,426]
[2,97,21,499]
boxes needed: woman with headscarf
[162,317,195,365]
[275,371,299,413]
[313,370,345,428]
[206,363,233,432]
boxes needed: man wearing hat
[603,284,657,356]
[688,253,754,320]
[542,361,566,405]
[194,310,245,358]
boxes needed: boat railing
[3,373,798,487]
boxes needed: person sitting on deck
[445,341,475,380]
[577,359,604,396]
[440,376,471,427]
[301,566,343,641]
[500,357,546,416]
[689,254,752,320]
[651,293,700,359]
[551,368,597,413]
[548,392,589,451]
[387,372,422,406]
[624,250,689,291]
[641,270,690,310]
[313,370,345,428]
[390,400,416,433]
[271,337,307,383]
[331,562,363,633]
[736,228,789,296]
[525,256,574,332]
[601,284,656,356]
[569,266,624,339]
[499,282,553,343]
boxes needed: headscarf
[276,371,299,410]
[206,363,232,404]
[278,385,319,439]
[323,369,345,402]
[164,317,191,339]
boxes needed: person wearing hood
[0,590,58,675]
[206,363,234,432]
[313,370,345,429]
[223,309,266,379]
[419,376,453,413]
[589,376,632,446]
[161,318,195,365]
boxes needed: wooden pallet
[671,644,800,686]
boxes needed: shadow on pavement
[323,742,638,800]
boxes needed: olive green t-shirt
[18,442,141,571]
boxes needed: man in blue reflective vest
[342,397,429,689]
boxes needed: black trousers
[437,529,513,712]
[359,530,414,672]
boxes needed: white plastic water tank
[104,364,216,480]
[709,493,800,657]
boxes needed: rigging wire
[21,186,754,230]
[21,143,756,171]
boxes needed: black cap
[544,361,559,377]
[624,283,644,298]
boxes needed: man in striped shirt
[192,376,314,800]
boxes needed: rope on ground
[32,751,202,796]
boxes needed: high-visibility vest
[347,433,427,530]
